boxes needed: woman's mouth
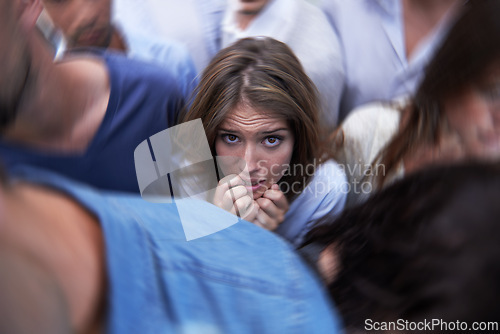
[245,180,266,194]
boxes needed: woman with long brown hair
[181,37,347,246]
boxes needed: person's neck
[108,27,127,53]
[235,12,258,31]
[2,45,110,153]
[402,0,460,59]
[404,0,459,19]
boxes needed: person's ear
[18,0,43,31]
[318,243,340,285]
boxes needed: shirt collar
[222,0,297,46]
[371,0,400,17]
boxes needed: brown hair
[181,37,327,200]
[306,162,500,331]
[376,0,500,185]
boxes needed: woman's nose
[243,144,260,173]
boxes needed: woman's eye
[263,137,281,147]
[223,134,239,143]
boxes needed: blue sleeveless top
[0,50,185,193]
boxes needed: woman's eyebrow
[261,128,289,135]
[218,128,239,133]
[217,128,289,135]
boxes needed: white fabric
[222,0,345,126]
[113,22,197,100]
[336,101,404,208]
[113,0,225,73]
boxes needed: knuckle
[223,191,234,203]
[261,198,272,210]
[229,175,242,187]
[236,195,251,209]
[217,182,230,194]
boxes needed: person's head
[42,0,113,48]
[182,37,322,200]
[306,162,500,331]
[0,0,43,130]
[379,0,500,182]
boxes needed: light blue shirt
[321,0,455,120]
[114,21,198,101]
[277,160,347,247]
[222,0,345,126]
[13,167,343,334]
[113,0,225,74]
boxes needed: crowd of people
[0,0,499,333]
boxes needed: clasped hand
[212,174,289,231]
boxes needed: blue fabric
[0,50,185,193]
[198,0,225,59]
[11,167,343,334]
[113,0,225,74]
[277,160,347,247]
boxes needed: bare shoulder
[56,54,110,151]
[58,54,110,92]
[0,182,105,332]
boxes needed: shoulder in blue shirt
[11,167,343,334]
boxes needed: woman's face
[215,103,294,199]
[443,68,500,160]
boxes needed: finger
[213,175,246,210]
[229,185,249,201]
[254,208,279,231]
[240,200,259,222]
[216,189,236,212]
[216,185,249,211]
[262,188,289,211]
[256,197,285,223]
[233,195,254,218]
[213,176,232,206]
[219,174,245,188]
